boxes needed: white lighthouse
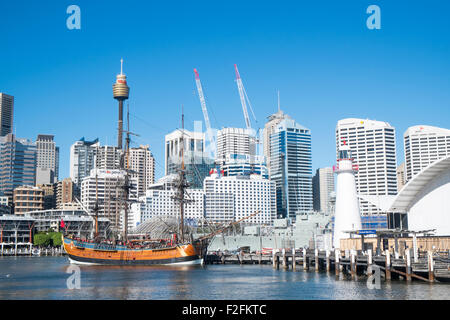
[333,141,362,249]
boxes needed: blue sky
[1,0,449,179]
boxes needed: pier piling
[413,234,419,263]
[335,249,340,277]
[326,250,330,272]
[368,249,373,268]
[292,248,296,271]
[272,250,276,269]
[303,248,308,270]
[205,246,448,284]
[315,249,319,272]
[406,248,412,281]
[385,250,391,280]
[428,251,434,282]
[350,249,356,280]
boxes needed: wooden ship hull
[63,236,203,266]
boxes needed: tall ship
[63,107,207,265]
[63,61,260,265]
[63,61,207,265]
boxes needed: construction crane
[193,68,216,151]
[234,64,257,130]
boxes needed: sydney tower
[112,59,129,150]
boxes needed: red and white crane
[193,68,216,148]
[234,64,257,130]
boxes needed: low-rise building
[26,209,111,238]
[0,196,10,215]
[0,215,35,253]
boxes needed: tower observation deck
[113,59,130,150]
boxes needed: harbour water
[0,256,448,300]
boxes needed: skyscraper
[128,145,155,197]
[0,134,36,203]
[56,178,75,209]
[270,118,313,219]
[36,134,59,184]
[335,118,397,215]
[70,138,99,187]
[0,93,14,137]
[263,109,291,175]
[95,145,123,170]
[81,168,137,231]
[312,167,335,214]
[404,125,450,182]
[216,127,256,163]
[396,163,406,192]
[165,129,214,189]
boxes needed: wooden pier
[204,248,450,283]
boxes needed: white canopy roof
[389,156,450,212]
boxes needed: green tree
[49,232,63,246]
[34,233,50,247]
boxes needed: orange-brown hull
[63,237,203,265]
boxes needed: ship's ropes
[129,216,193,239]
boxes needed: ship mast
[93,171,100,240]
[179,106,186,242]
[123,110,130,241]
[171,105,192,244]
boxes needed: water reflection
[0,257,449,300]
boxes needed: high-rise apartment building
[0,93,14,137]
[263,109,291,175]
[36,134,59,184]
[312,167,335,214]
[216,128,256,163]
[204,173,276,224]
[128,145,155,197]
[216,127,267,179]
[131,172,276,226]
[0,134,36,203]
[165,129,214,189]
[404,125,450,182]
[396,163,406,192]
[36,184,56,210]
[56,178,75,208]
[270,118,313,219]
[81,169,137,231]
[220,154,268,179]
[95,145,123,170]
[335,118,397,215]
[13,186,44,215]
[130,175,205,228]
[70,138,99,187]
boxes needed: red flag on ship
[60,219,65,229]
